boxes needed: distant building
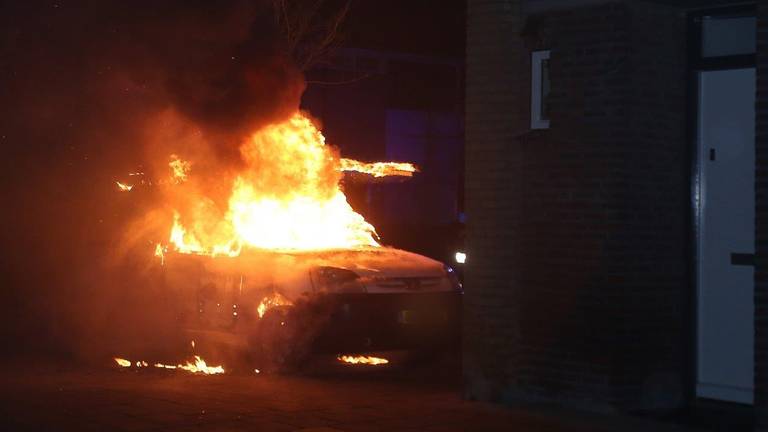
[464,0,767,424]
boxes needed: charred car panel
[158,247,461,363]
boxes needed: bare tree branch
[272,0,352,70]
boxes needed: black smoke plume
[0,0,305,360]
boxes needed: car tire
[249,296,338,373]
[251,307,310,372]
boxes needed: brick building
[464,0,767,424]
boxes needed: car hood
[163,247,452,297]
[308,247,447,279]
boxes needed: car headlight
[310,266,365,293]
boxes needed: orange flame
[175,356,225,374]
[165,112,392,255]
[169,211,240,257]
[114,356,224,375]
[337,355,389,365]
[154,363,177,369]
[339,159,417,177]
[257,292,292,318]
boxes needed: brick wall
[463,0,527,404]
[464,0,688,412]
[755,2,768,428]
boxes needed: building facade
[464,0,767,424]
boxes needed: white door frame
[690,7,757,406]
[695,67,755,405]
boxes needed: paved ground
[0,355,707,432]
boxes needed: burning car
[159,246,461,370]
[122,112,459,370]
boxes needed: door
[696,67,755,404]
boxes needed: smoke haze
[0,0,306,360]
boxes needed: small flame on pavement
[113,355,224,374]
[337,355,389,365]
[175,356,224,375]
[154,363,177,369]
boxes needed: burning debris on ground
[114,356,225,375]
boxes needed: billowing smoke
[150,1,306,158]
[0,1,307,360]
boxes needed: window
[531,50,550,130]
[701,15,756,58]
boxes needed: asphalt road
[0,354,704,432]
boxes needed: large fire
[113,112,415,375]
[159,112,416,257]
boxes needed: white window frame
[530,50,551,130]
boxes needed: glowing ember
[169,154,191,183]
[162,112,417,257]
[257,292,292,318]
[339,159,417,178]
[114,358,131,367]
[116,181,133,192]
[337,355,389,365]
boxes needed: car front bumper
[311,291,462,352]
